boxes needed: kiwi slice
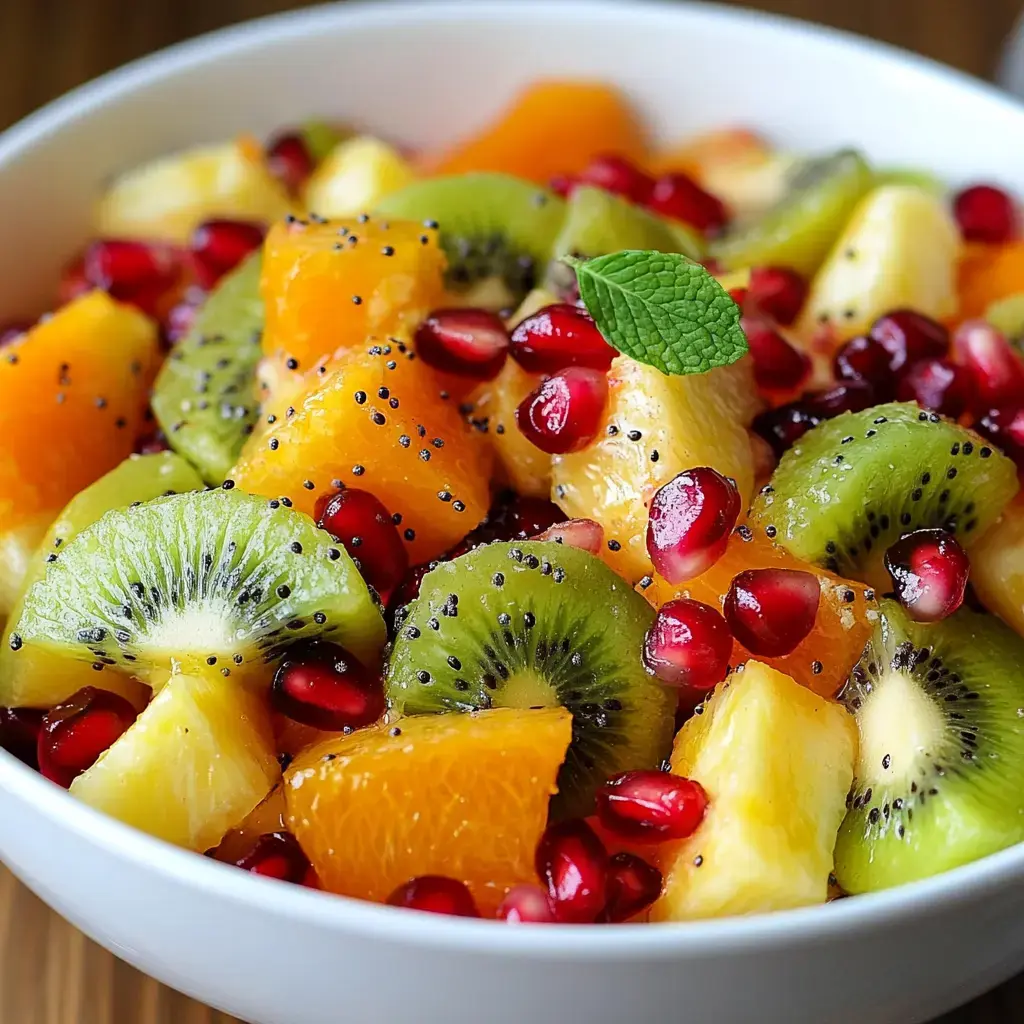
[375,173,566,305]
[9,489,386,688]
[385,540,675,819]
[834,600,1024,893]
[152,253,264,485]
[711,149,874,275]
[750,402,1019,587]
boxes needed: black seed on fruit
[9,633,22,651]
[607,539,621,552]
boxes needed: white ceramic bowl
[4,3,1024,1022]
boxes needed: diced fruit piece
[596,769,708,844]
[984,293,1024,345]
[10,489,385,688]
[385,542,675,819]
[535,818,609,923]
[414,308,510,380]
[965,498,1024,635]
[190,219,265,290]
[95,139,292,244]
[642,599,733,691]
[952,320,1024,413]
[724,568,820,658]
[648,173,729,236]
[70,673,279,852]
[835,601,1024,893]
[651,661,856,920]
[796,186,959,343]
[232,345,491,562]
[953,184,1018,244]
[286,707,571,915]
[303,136,416,218]
[956,241,1024,320]
[516,366,608,455]
[427,81,646,184]
[885,528,970,622]
[602,852,663,922]
[497,884,556,923]
[386,875,480,917]
[750,402,1019,589]
[234,831,312,884]
[551,355,757,582]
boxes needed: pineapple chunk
[551,355,758,581]
[651,661,856,921]
[796,185,958,343]
[970,498,1024,637]
[70,674,279,852]
[96,138,293,243]
[303,136,416,219]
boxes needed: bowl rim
[3,0,1024,957]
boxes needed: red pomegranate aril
[596,769,709,844]
[271,640,384,731]
[642,599,733,690]
[58,256,92,305]
[535,818,609,924]
[724,568,821,657]
[885,529,970,622]
[516,366,608,455]
[235,831,311,883]
[833,335,896,397]
[809,380,877,417]
[83,239,178,300]
[977,406,1024,469]
[647,467,741,584]
[497,884,557,924]
[747,266,808,326]
[465,492,566,549]
[549,174,581,199]
[190,219,265,290]
[0,320,31,349]
[267,131,315,195]
[534,518,604,554]
[414,308,510,380]
[601,852,663,923]
[647,173,729,236]
[37,687,138,789]
[752,403,821,458]
[0,707,44,768]
[869,309,950,373]
[953,184,1018,243]
[316,487,409,596]
[386,875,480,917]
[579,154,655,204]
[745,319,811,394]
[387,560,438,632]
[135,427,170,455]
[509,303,615,374]
[162,293,204,346]
[896,358,971,417]
[952,320,1024,413]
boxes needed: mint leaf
[573,250,748,375]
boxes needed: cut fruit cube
[971,497,1024,637]
[302,136,417,219]
[651,661,856,920]
[956,241,1024,321]
[286,707,571,914]
[70,673,280,852]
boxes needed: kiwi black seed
[152,253,264,484]
[750,402,1018,588]
[384,541,675,819]
[375,173,566,306]
[10,489,386,686]
[834,600,1024,894]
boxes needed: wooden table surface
[2,0,1024,1021]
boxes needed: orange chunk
[955,241,1024,321]
[649,128,770,178]
[285,708,571,915]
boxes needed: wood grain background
[2,0,1024,1021]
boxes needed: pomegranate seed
[642,599,733,690]
[745,319,811,393]
[648,173,729,236]
[596,769,709,844]
[190,219,265,290]
[37,687,138,788]
[952,320,1024,413]
[58,256,92,306]
[267,131,315,195]
[885,529,970,622]
[509,303,615,374]
[752,403,821,458]
[579,154,654,204]
[535,818,609,924]
[83,239,178,301]
[534,518,604,554]
[316,488,409,596]
[465,493,565,548]
[497,884,556,924]
[0,707,44,768]
[807,380,877,418]
[724,568,821,657]
[271,640,384,731]
[896,358,971,417]
[235,831,311,883]
[516,367,608,454]
[953,184,1018,243]
[386,875,480,917]
[135,427,169,455]
[977,406,1024,469]
[747,267,808,326]
[549,174,580,199]
[162,290,204,345]
[387,560,437,631]
[414,308,510,380]
[0,320,31,349]
[601,852,663,923]
[647,467,741,583]
[870,310,950,373]
[833,335,896,398]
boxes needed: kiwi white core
[142,601,240,659]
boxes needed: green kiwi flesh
[834,600,1024,893]
[375,173,566,305]
[985,294,1024,350]
[750,402,1018,588]
[9,489,385,689]
[710,149,874,275]
[152,253,264,485]
[385,541,675,818]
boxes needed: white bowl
[3,3,1024,1022]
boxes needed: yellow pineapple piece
[303,136,416,219]
[70,674,279,852]
[971,498,1024,637]
[652,661,856,921]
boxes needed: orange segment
[643,529,875,697]
[955,241,1024,321]
[285,707,571,914]
[426,81,647,183]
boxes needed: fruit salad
[4,79,1024,925]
